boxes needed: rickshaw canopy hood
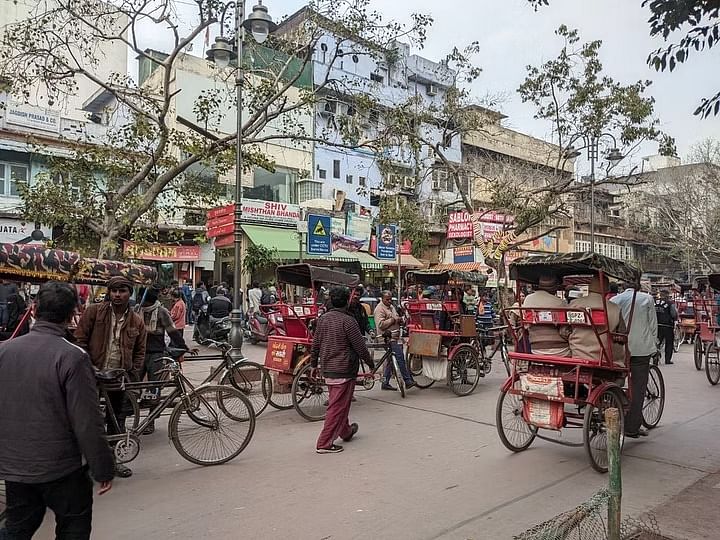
[0,243,157,285]
[405,269,489,287]
[509,252,641,286]
[275,263,359,288]
[707,274,720,292]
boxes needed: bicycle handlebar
[202,339,232,352]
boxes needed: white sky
[141,0,719,165]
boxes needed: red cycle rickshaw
[702,273,720,385]
[496,253,666,473]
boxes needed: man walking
[374,291,415,391]
[0,279,18,328]
[611,283,658,438]
[312,287,374,454]
[655,289,678,365]
[0,282,114,539]
[75,276,147,478]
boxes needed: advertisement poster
[375,224,397,261]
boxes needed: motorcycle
[193,305,232,344]
[244,308,285,344]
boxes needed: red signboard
[123,242,200,262]
[447,210,514,240]
[264,339,294,372]
[447,211,474,239]
[207,204,234,220]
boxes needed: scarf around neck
[139,300,161,332]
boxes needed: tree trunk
[97,230,121,259]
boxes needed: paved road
[36,339,720,539]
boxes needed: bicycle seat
[95,368,126,382]
[165,347,187,359]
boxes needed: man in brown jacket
[75,275,146,478]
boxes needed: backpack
[655,300,672,326]
[192,290,206,309]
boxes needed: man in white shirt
[523,275,570,356]
[611,283,657,438]
[247,281,262,316]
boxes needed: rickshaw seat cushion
[283,318,310,339]
[509,351,627,371]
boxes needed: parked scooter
[244,308,285,344]
[193,305,232,344]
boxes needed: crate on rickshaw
[262,263,360,414]
[403,269,490,396]
[496,252,666,473]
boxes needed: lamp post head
[243,2,278,44]
[206,36,236,68]
[607,148,624,165]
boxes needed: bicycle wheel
[500,341,511,377]
[221,361,272,416]
[705,343,720,385]
[392,357,406,398]
[291,363,328,422]
[496,382,536,452]
[583,388,624,473]
[448,344,481,396]
[406,353,435,389]
[694,337,703,370]
[169,385,255,466]
[642,364,665,429]
[673,325,681,353]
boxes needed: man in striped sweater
[312,287,374,454]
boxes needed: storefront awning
[432,262,492,272]
[241,224,300,260]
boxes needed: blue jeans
[384,342,413,384]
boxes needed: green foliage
[379,198,428,258]
[241,243,278,276]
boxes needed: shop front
[122,241,201,284]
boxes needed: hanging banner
[375,224,397,261]
[346,213,372,249]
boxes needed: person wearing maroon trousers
[312,286,374,454]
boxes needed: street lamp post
[568,134,623,253]
[208,1,276,352]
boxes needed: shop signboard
[447,210,514,240]
[0,219,51,244]
[206,199,301,230]
[5,102,60,133]
[306,214,332,255]
[123,241,200,261]
[447,211,474,239]
[376,224,397,261]
[453,245,475,264]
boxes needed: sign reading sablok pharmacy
[307,214,332,255]
[6,103,60,133]
[375,224,397,261]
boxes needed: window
[359,176,366,187]
[318,168,327,179]
[370,72,384,84]
[0,162,28,197]
[346,174,353,184]
[333,160,340,179]
[246,167,297,204]
[53,171,81,199]
[297,180,322,203]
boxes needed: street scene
[1,0,720,539]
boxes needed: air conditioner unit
[403,176,415,189]
[320,100,336,116]
[426,84,438,96]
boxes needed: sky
[140,0,719,167]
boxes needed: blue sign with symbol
[307,214,332,255]
[376,224,397,261]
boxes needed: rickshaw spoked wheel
[406,353,435,389]
[291,363,328,422]
[447,344,481,396]
[496,381,536,452]
[705,342,720,385]
[583,388,624,473]
[694,338,703,370]
[268,371,295,410]
[642,365,665,429]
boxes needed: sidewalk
[643,470,720,540]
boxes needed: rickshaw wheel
[291,363,328,422]
[406,354,435,389]
[496,382,536,452]
[694,338,703,370]
[268,380,295,410]
[583,388,624,473]
[221,361,272,416]
[673,325,681,353]
[642,365,665,429]
[705,343,720,385]
[447,345,481,396]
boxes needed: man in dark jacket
[0,282,114,539]
[75,275,147,478]
[655,289,678,365]
[311,287,374,454]
[347,285,370,336]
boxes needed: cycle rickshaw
[262,263,361,414]
[689,276,718,370]
[701,273,720,385]
[496,252,666,473]
[403,269,497,396]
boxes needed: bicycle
[477,325,511,376]
[291,332,406,422]
[98,347,256,466]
